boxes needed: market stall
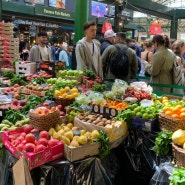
[0,47,185,184]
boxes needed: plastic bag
[1,148,115,185]
[150,160,174,185]
[105,79,128,100]
[114,129,160,185]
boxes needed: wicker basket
[29,109,60,131]
[159,112,185,132]
[162,94,182,101]
[172,143,185,167]
[55,96,75,107]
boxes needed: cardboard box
[64,142,100,162]
[131,116,159,132]
[3,128,64,169]
[16,62,36,75]
[74,117,128,142]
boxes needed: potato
[97,122,103,126]
[105,120,111,125]
[102,118,107,122]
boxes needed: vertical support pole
[147,15,152,38]
[74,0,89,43]
[0,0,2,22]
[170,9,178,39]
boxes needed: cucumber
[2,120,13,126]
[0,124,10,130]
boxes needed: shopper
[100,29,116,55]
[171,40,185,95]
[59,43,69,68]
[126,38,141,58]
[101,32,138,82]
[75,20,102,77]
[22,46,29,61]
[144,34,175,93]
[29,32,53,63]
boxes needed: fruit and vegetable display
[1,66,185,175]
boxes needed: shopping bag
[13,157,33,185]
[102,22,113,33]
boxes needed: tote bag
[173,61,184,86]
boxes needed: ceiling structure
[152,0,185,8]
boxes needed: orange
[165,110,172,116]
[171,107,181,114]
[171,114,180,119]
[180,108,185,113]
[180,112,185,120]
[14,93,20,99]
[50,106,56,112]
[163,107,172,112]
[175,105,183,109]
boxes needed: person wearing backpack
[101,32,138,82]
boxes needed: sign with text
[14,19,59,28]
[35,5,74,20]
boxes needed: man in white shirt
[29,32,53,63]
[75,21,102,77]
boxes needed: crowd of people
[20,20,185,95]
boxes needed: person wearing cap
[100,29,116,55]
[29,32,53,63]
[75,21,102,77]
[101,32,137,81]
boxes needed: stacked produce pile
[0,22,19,67]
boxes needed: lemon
[64,86,70,92]
[54,90,60,97]
[59,88,66,94]
[71,88,78,93]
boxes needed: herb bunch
[152,130,173,156]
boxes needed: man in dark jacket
[100,29,116,55]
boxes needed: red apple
[20,132,26,138]
[25,133,35,143]
[57,105,64,111]
[37,138,48,147]
[17,143,24,152]
[35,144,46,153]
[39,131,49,139]
[21,140,27,145]
[48,139,59,147]
[17,136,25,143]
[11,139,21,147]
[24,143,35,153]
[60,111,66,117]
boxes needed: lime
[142,113,149,119]
[136,112,142,117]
